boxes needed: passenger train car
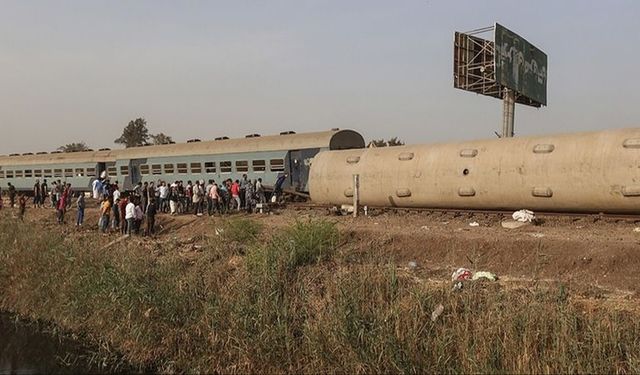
[309,127,640,214]
[0,129,365,193]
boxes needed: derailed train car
[309,128,640,214]
[0,129,365,193]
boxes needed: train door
[289,150,302,191]
[127,158,147,190]
[97,163,107,178]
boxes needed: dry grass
[0,211,639,373]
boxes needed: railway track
[288,202,640,222]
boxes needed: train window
[64,169,74,178]
[190,162,202,174]
[44,169,53,178]
[34,170,42,178]
[252,160,266,172]
[75,168,85,177]
[164,164,174,174]
[220,161,232,174]
[0,171,3,179]
[140,165,150,175]
[270,159,285,172]
[235,160,249,173]
[53,169,62,178]
[177,163,188,174]
[107,166,117,176]
[15,170,23,178]
[86,168,96,177]
[120,166,129,176]
[6,171,13,178]
[152,164,162,175]
[205,162,216,173]
[24,170,33,178]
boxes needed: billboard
[494,23,547,106]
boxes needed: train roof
[0,129,364,167]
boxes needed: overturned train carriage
[309,128,640,214]
[0,129,365,193]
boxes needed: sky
[1,0,639,153]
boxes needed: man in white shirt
[158,182,169,213]
[125,200,136,236]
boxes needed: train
[1,127,639,214]
[0,129,365,193]
[309,127,640,214]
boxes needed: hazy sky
[1,0,639,153]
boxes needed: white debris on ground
[469,221,480,227]
[512,209,535,223]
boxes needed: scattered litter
[469,221,480,227]
[451,268,473,282]
[408,261,418,270]
[575,226,584,229]
[529,233,545,238]
[431,304,444,322]
[471,271,498,281]
[420,225,429,230]
[214,228,224,236]
[451,268,498,287]
[374,222,379,225]
[513,209,535,223]
[340,204,354,215]
[441,221,449,225]
[364,206,368,216]
[501,220,530,229]
[634,227,640,233]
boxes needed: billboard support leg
[502,89,515,137]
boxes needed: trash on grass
[451,267,473,282]
[431,304,444,322]
[408,261,418,270]
[420,225,429,230]
[471,271,498,281]
[529,233,545,238]
[513,209,535,223]
[634,227,640,233]
[469,221,480,227]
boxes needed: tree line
[59,118,405,152]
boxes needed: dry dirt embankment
[1,203,640,373]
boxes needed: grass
[0,212,639,373]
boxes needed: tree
[386,137,405,147]
[58,142,90,152]
[114,118,150,148]
[367,138,405,147]
[150,133,174,145]
[368,139,387,148]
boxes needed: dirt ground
[4,198,640,311]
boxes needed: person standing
[125,198,135,236]
[8,183,16,208]
[56,191,67,224]
[50,181,58,208]
[119,195,129,235]
[239,174,249,209]
[99,195,111,233]
[18,194,27,221]
[33,180,41,208]
[76,193,86,226]
[112,184,121,230]
[256,178,266,204]
[231,180,241,211]
[40,179,48,207]
[146,198,157,235]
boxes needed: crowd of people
[1,173,289,236]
